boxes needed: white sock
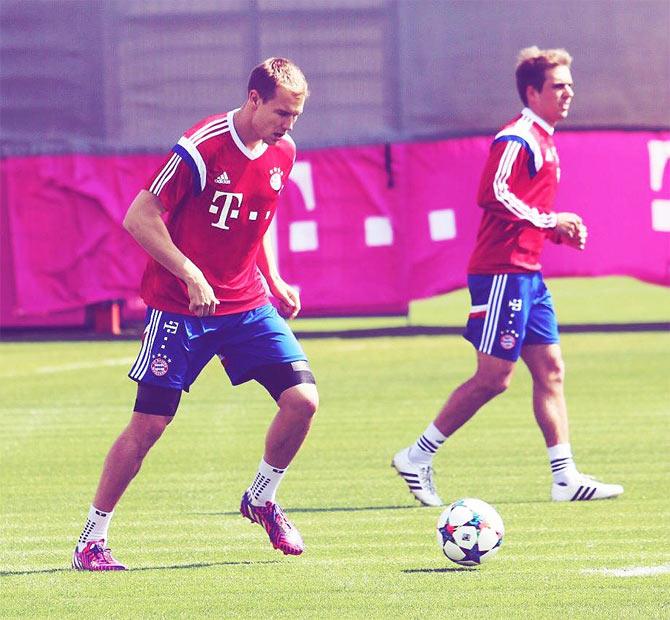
[548,443,578,483]
[247,459,287,506]
[77,505,114,551]
[408,423,447,465]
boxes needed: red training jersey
[468,107,562,274]
[140,109,296,315]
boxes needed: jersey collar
[521,107,555,135]
[228,108,269,160]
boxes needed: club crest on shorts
[499,333,517,350]
[150,356,170,376]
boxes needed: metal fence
[1,0,669,156]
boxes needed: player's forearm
[478,198,558,231]
[257,232,282,286]
[123,190,203,285]
[480,191,558,229]
[478,144,556,229]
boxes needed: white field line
[581,564,670,577]
[36,357,135,374]
[1,357,135,378]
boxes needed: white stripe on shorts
[479,274,508,354]
[129,309,162,381]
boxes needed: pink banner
[276,146,410,315]
[1,155,154,325]
[276,131,670,315]
[1,130,669,326]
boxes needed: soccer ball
[436,498,504,566]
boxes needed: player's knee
[553,357,565,380]
[125,412,170,454]
[279,384,319,420]
[474,353,516,397]
[544,357,565,386]
[140,421,168,450]
[130,383,180,446]
[475,370,513,397]
[251,361,317,404]
[487,378,511,397]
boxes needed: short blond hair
[515,46,572,105]
[247,57,309,101]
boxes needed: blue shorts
[128,303,307,391]
[463,273,559,361]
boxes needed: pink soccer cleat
[71,540,126,571]
[240,491,304,556]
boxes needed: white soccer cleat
[551,473,624,502]
[392,447,444,507]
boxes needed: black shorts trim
[134,383,182,417]
[248,361,316,401]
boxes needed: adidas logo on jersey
[215,171,231,184]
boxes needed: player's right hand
[180,259,219,317]
[185,274,219,317]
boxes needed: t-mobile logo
[209,190,243,230]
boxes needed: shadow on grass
[199,504,422,517]
[0,559,278,577]
[198,499,545,517]
[403,566,474,573]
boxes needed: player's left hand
[563,223,588,250]
[270,280,301,319]
[577,223,588,250]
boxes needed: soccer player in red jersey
[393,47,623,506]
[73,58,317,570]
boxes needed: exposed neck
[523,106,555,135]
[232,106,263,151]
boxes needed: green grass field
[294,276,670,331]
[1,278,669,618]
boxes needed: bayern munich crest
[499,333,516,350]
[150,357,170,376]
[269,167,284,191]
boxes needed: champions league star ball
[436,498,504,566]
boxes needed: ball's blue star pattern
[439,505,502,565]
